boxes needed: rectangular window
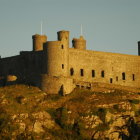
[62,64,64,69]
[116,76,118,81]
[132,74,135,81]
[101,70,105,77]
[70,68,74,76]
[80,69,84,76]
[110,78,113,83]
[61,45,64,49]
[92,70,95,77]
[76,85,80,88]
[122,72,125,80]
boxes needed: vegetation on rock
[0,85,140,139]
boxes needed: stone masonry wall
[0,31,140,93]
[68,48,140,88]
[0,51,44,86]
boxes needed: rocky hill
[0,85,140,140]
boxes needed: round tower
[41,31,75,94]
[72,36,86,50]
[32,34,47,51]
[57,30,69,47]
[43,41,62,76]
[43,30,69,77]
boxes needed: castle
[0,30,140,94]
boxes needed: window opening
[70,68,74,76]
[122,72,125,80]
[62,64,64,69]
[101,70,105,77]
[132,74,135,81]
[86,86,91,89]
[92,70,95,77]
[116,76,118,81]
[61,45,64,49]
[80,69,84,76]
[76,85,80,88]
[110,78,113,83]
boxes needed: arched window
[70,68,74,76]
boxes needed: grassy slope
[0,85,140,139]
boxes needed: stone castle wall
[0,30,140,94]
[0,51,44,86]
[68,48,140,88]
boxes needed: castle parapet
[72,36,86,50]
[57,30,69,47]
[32,34,47,51]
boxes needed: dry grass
[0,85,140,139]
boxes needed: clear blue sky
[0,0,140,57]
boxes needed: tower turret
[57,30,69,47]
[72,36,86,50]
[32,34,47,51]
[41,31,75,94]
[43,30,69,77]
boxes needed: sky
[0,0,140,58]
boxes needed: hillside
[0,85,140,140]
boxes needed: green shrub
[113,104,119,110]
[46,94,61,101]
[128,99,140,104]
[15,95,25,104]
[108,104,126,113]
[135,110,140,116]
[0,113,10,132]
[91,108,107,123]
[55,106,68,128]
[0,112,19,139]
[97,108,107,123]
[46,108,56,119]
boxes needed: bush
[113,104,119,110]
[97,108,107,123]
[46,94,61,101]
[55,106,68,128]
[15,95,25,104]
[46,108,56,119]
[135,110,140,116]
[0,112,19,139]
[128,99,140,104]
